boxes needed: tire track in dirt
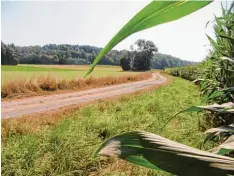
[1,73,167,118]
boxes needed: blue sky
[1,1,228,61]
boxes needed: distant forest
[1,42,197,69]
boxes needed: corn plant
[200,2,234,103]
[165,65,203,81]
[163,1,234,159]
[86,0,234,175]
[93,131,234,176]
[165,3,234,159]
[84,1,211,77]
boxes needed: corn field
[87,1,234,175]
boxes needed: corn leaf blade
[94,131,234,176]
[85,1,212,77]
[210,135,234,156]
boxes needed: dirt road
[1,73,167,118]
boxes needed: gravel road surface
[1,73,167,118]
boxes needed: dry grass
[1,73,173,145]
[2,73,152,99]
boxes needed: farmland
[2,73,152,99]
[2,0,234,175]
[2,77,209,176]
[2,65,139,83]
[1,65,151,99]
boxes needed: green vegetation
[200,4,234,103]
[2,0,233,175]
[121,45,197,72]
[1,65,138,83]
[2,78,207,176]
[88,0,233,175]
[167,2,234,105]
[1,42,196,70]
[85,1,211,77]
[152,53,197,69]
[177,2,234,160]
[120,39,158,71]
[2,65,77,71]
[165,65,202,81]
[1,42,19,65]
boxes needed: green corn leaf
[201,90,224,103]
[201,86,234,103]
[161,102,234,130]
[94,131,234,176]
[125,156,159,170]
[217,148,233,156]
[85,1,212,77]
[218,35,234,42]
[210,135,234,156]
[178,102,234,114]
[227,1,234,15]
[206,34,226,55]
[161,106,203,130]
[204,126,234,145]
[183,103,234,114]
[221,2,226,16]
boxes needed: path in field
[2,73,167,118]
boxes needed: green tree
[1,42,18,65]
[131,39,158,71]
[120,50,131,71]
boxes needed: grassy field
[1,65,151,99]
[2,77,210,176]
[2,65,139,83]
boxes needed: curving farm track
[1,73,167,118]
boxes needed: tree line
[120,39,197,71]
[1,41,197,69]
[1,42,19,65]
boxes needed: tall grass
[1,73,152,98]
[2,78,206,176]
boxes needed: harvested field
[2,72,152,99]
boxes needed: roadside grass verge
[2,77,211,176]
[1,73,171,144]
[1,73,151,99]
